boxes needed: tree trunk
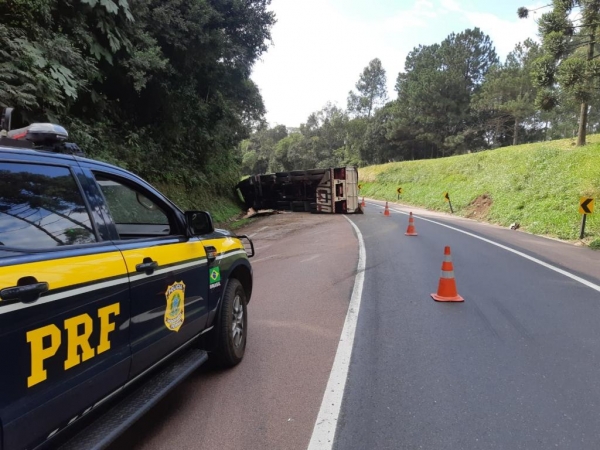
[578,102,589,146]
[513,85,523,146]
[578,31,595,146]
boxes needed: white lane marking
[300,254,320,263]
[368,201,600,293]
[249,226,269,237]
[308,215,366,450]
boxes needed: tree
[347,58,388,119]
[1,0,276,202]
[394,43,446,158]
[240,103,358,172]
[474,39,541,146]
[294,104,349,168]
[360,102,406,164]
[519,0,600,145]
[239,124,288,174]
[393,28,498,157]
[273,133,304,171]
[343,117,368,164]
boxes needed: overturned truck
[236,166,360,214]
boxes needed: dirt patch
[465,194,493,220]
[234,212,343,241]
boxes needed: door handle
[1,280,49,303]
[136,258,159,275]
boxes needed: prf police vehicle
[0,108,254,450]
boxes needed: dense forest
[242,1,600,175]
[3,0,600,198]
[0,0,274,198]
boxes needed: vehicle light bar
[8,123,69,144]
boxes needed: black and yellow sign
[444,192,450,202]
[358,184,363,190]
[397,187,403,194]
[580,197,594,214]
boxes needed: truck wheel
[215,278,247,367]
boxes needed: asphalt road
[334,201,600,450]
[108,202,600,450]
[109,213,357,450]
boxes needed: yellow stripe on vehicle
[120,241,208,273]
[0,251,127,293]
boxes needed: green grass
[359,135,600,244]
[153,182,243,227]
[228,217,256,230]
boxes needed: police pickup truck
[0,108,254,450]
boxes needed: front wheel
[215,278,247,367]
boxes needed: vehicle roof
[0,144,77,162]
[0,144,138,178]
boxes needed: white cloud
[251,0,440,127]
[382,0,439,31]
[464,12,538,57]
[459,3,541,59]
[251,0,542,128]
[440,0,461,12]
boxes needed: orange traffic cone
[405,212,418,236]
[361,197,366,207]
[384,202,390,216]
[431,246,464,302]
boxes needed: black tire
[215,278,247,367]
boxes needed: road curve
[334,200,600,450]
[109,213,358,450]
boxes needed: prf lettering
[26,303,120,388]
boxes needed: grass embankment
[154,183,243,227]
[359,135,600,247]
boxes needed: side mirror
[1,107,14,132]
[185,211,214,236]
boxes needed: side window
[93,173,172,239]
[0,162,96,249]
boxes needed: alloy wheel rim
[231,295,244,348]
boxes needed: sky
[250,0,545,128]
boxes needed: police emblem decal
[165,281,185,332]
